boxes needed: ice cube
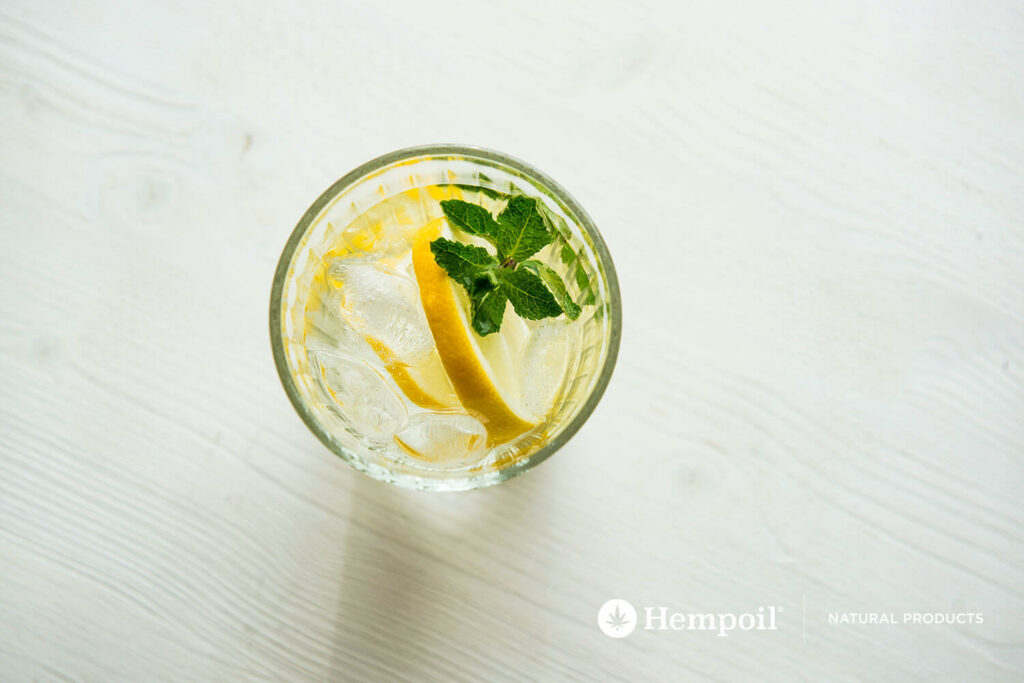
[394,412,488,464]
[376,247,414,278]
[520,320,579,419]
[304,290,376,361]
[326,260,434,364]
[312,351,407,440]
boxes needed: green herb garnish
[431,195,585,336]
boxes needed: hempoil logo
[599,601,781,638]
[645,605,780,637]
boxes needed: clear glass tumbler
[270,144,621,490]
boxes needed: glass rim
[269,143,622,491]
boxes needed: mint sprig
[432,195,585,335]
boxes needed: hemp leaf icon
[605,605,631,631]
[598,599,637,638]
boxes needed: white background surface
[2,1,1023,680]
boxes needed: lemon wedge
[412,218,536,445]
[365,338,460,412]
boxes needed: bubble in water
[327,261,433,364]
[520,320,578,419]
[312,351,407,440]
[394,412,488,464]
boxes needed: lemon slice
[412,218,536,445]
[366,338,460,411]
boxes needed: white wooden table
[2,1,1022,680]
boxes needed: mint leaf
[498,268,563,320]
[430,237,499,295]
[560,243,596,306]
[539,199,597,307]
[537,201,572,246]
[496,195,551,263]
[440,200,501,244]
[560,242,575,263]
[431,237,508,335]
[470,288,507,336]
[431,195,592,336]
[573,262,596,306]
[519,260,581,320]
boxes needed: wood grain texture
[1,0,1022,680]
